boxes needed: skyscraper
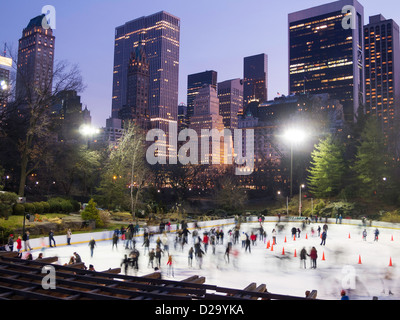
[112,11,180,135]
[288,0,364,122]
[218,78,243,129]
[189,84,224,164]
[118,45,150,131]
[364,14,400,137]
[243,54,268,107]
[187,70,217,120]
[16,14,55,102]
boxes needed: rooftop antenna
[3,43,6,57]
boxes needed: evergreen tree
[307,135,347,198]
[352,116,391,197]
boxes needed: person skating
[49,230,56,247]
[374,228,380,241]
[166,254,174,277]
[245,236,251,253]
[362,229,367,241]
[155,246,164,268]
[188,247,194,267]
[89,237,96,257]
[300,247,307,268]
[121,254,130,275]
[67,229,72,245]
[320,231,327,246]
[112,232,119,250]
[148,248,155,268]
[130,249,140,272]
[309,247,318,269]
[7,234,14,252]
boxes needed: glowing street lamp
[79,124,100,148]
[283,128,308,198]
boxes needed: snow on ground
[28,220,400,300]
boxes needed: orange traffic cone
[282,247,285,255]
[270,244,274,252]
[293,235,296,241]
[294,249,297,257]
[266,240,270,249]
[358,255,362,264]
[305,234,308,240]
[389,257,393,267]
[322,252,325,261]
[391,235,394,241]
[273,238,276,245]
[348,233,351,239]
[284,236,287,243]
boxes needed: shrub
[13,203,25,215]
[47,198,76,213]
[41,201,50,213]
[81,199,102,228]
[24,203,35,214]
[33,202,44,214]
[0,192,18,219]
[60,200,73,213]
[48,199,62,213]
[99,210,111,227]
[70,199,81,212]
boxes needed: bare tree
[2,45,85,196]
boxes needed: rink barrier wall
[22,218,236,251]
[17,215,400,251]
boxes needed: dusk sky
[2,0,400,127]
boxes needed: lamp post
[283,128,307,198]
[299,184,305,217]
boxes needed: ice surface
[26,220,400,300]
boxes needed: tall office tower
[289,0,364,122]
[119,45,150,131]
[243,54,268,107]
[218,78,243,129]
[0,54,12,109]
[187,70,217,120]
[189,84,225,164]
[112,11,180,136]
[364,14,400,138]
[16,14,55,102]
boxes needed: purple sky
[2,0,400,127]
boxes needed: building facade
[118,45,150,131]
[112,11,180,136]
[288,0,364,122]
[243,54,268,107]
[189,84,225,165]
[187,70,217,121]
[16,14,55,102]
[364,14,400,139]
[218,78,243,129]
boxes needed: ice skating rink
[26,220,400,300]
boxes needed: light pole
[283,128,307,198]
[299,184,305,216]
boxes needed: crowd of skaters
[1,216,389,299]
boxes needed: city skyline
[2,0,400,127]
